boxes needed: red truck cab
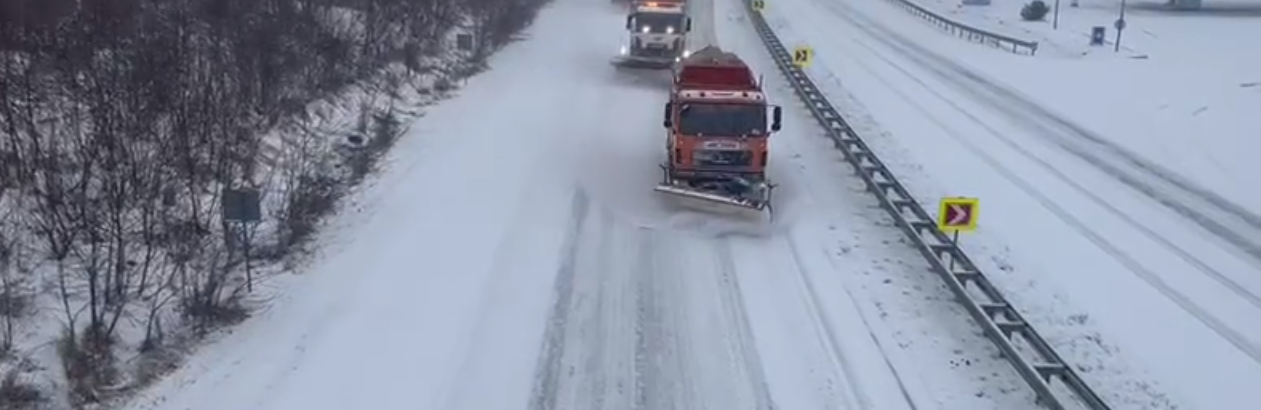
[662,46,782,182]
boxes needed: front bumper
[620,42,690,59]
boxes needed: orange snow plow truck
[656,46,783,219]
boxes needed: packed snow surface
[112,0,1075,409]
[758,0,1261,408]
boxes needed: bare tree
[0,0,553,405]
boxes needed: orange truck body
[663,46,779,183]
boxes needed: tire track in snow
[575,207,619,410]
[815,0,1261,364]
[633,228,662,410]
[723,237,867,410]
[806,242,936,410]
[531,203,777,410]
[703,8,908,408]
[782,234,921,410]
[529,1,776,405]
[709,241,777,410]
[529,188,591,410]
[723,228,937,410]
[534,2,977,409]
[635,227,694,410]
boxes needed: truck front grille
[693,150,753,167]
[633,46,675,58]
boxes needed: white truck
[612,1,692,69]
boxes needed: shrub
[0,361,45,410]
[1021,0,1050,21]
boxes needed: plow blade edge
[611,56,675,70]
[653,184,770,221]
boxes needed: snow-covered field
[896,0,1261,209]
[104,0,1093,408]
[911,0,1261,58]
[758,0,1261,408]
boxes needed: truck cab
[664,91,779,178]
[662,48,782,182]
[618,1,692,68]
[653,46,783,216]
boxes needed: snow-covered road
[115,0,1062,409]
[758,0,1261,408]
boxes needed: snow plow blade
[653,184,772,221]
[611,56,676,70]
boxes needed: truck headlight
[665,26,675,34]
[620,45,628,55]
[641,26,650,33]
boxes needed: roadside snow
[906,0,1261,59]
[0,35,472,410]
[962,54,1261,214]
[759,0,1261,408]
[709,0,1045,408]
[116,6,595,410]
[895,0,1261,209]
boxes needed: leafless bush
[0,358,46,410]
[0,204,32,354]
[56,326,119,406]
[0,0,550,405]
[465,0,553,59]
[0,274,32,354]
[278,168,344,250]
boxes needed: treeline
[0,0,547,407]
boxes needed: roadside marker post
[937,197,979,270]
[791,46,813,68]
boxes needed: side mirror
[685,18,692,32]
[626,16,633,30]
[663,103,673,128]
[771,106,782,132]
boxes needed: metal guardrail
[883,0,1039,55]
[741,2,1106,410]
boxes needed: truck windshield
[632,13,686,33]
[677,103,767,137]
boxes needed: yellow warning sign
[791,46,813,68]
[937,197,979,233]
[752,0,765,11]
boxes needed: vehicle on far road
[612,0,691,69]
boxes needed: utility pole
[1053,0,1061,29]
[1114,0,1128,52]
